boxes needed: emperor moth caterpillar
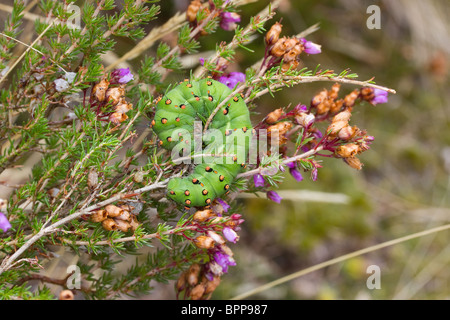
[152,78,253,209]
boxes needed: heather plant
[0,0,398,300]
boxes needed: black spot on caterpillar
[152,78,252,208]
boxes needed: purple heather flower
[254,173,265,187]
[0,212,11,232]
[216,198,230,213]
[111,67,134,84]
[301,38,322,55]
[220,12,241,31]
[213,251,236,273]
[294,104,308,113]
[267,190,282,203]
[286,162,303,182]
[370,89,389,105]
[199,57,205,65]
[218,72,246,90]
[223,227,239,243]
[290,167,303,182]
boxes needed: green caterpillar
[152,78,253,209]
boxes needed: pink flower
[253,174,265,187]
[287,162,303,182]
[301,38,322,55]
[111,68,134,84]
[223,227,239,243]
[0,212,11,232]
[267,190,282,203]
[371,89,389,105]
[218,72,246,90]
[216,198,230,213]
[220,12,241,31]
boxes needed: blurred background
[1,0,449,299]
[181,0,450,300]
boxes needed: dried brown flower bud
[114,210,131,221]
[265,22,282,46]
[114,219,131,232]
[187,264,201,286]
[105,87,125,105]
[338,125,358,141]
[102,218,118,231]
[283,37,298,52]
[115,100,133,114]
[335,143,360,158]
[119,204,134,212]
[194,235,215,249]
[330,99,344,114]
[343,156,363,170]
[193,209,214,222]
[311,89,328,108]
[295,113,315,127]
[92,79,109,102]
[129,215,140,231]
[190,284,206,300]
[315,99,331,115]
[176,271,187,291]
[332,110,352,123]
[344,89,359,109]
[265,108,283,124]
[267,121,293,136]
[109,112,128,124]
[270,37,288,57]
[91,209,108,222]
[105,205,123,217]
[329,83,341,100]
[359,87,375,102]
[186,0,202,23]
[281,60,299,73]
[59,290,74,300]
[204,275,221,294]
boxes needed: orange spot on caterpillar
[161,118,167,124]
[165,99,171,105]
[202,189,208,195]
[176,117,180,122]
[185,199,191,205]
[205,198,211,204]
[219,175,224,181]
[184,190,190,196]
